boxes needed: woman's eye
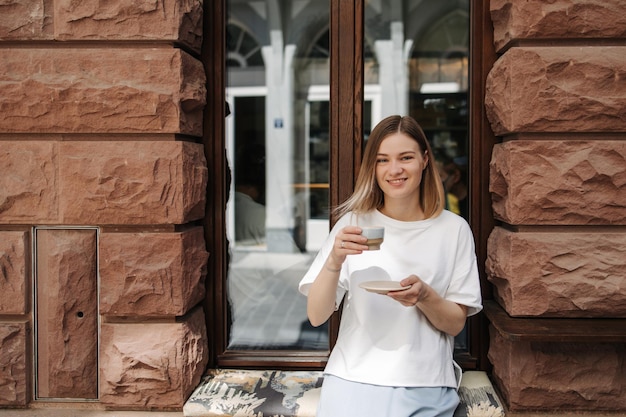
[376,158,388,164]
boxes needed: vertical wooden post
[328,0,364,347]
[329,0,364,225]
[469,0,497,370]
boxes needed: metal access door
[34,227,99,400]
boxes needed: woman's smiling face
[375,132,428,204]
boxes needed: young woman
[299,115,482,417]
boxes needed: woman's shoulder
[435,209,472,231]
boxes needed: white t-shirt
[299,209,482,388]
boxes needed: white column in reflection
[262,30,299,252]
[375,21,412,118]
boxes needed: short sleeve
[298,216,351,310]
[445,221,483,317]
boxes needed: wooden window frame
[201,0,496,371]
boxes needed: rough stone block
[0,141,207,225]
[59,141,207,225]
[0,0,52,40]
[490,140,626,225]
[486,227,626,317]
[0,232,28,315]
[0,48,205,135]
[0,321,30,406]
[0,142,58,224]
[100,227,208,317]
[490,0,626,52]
[485,46,626,135]
[55,0,203,52]
[99,307,208,409]
[488,325,626,411]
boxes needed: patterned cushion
[183,369,505,417]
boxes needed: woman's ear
[423,150,429,168]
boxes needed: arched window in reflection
[227,23,264,67]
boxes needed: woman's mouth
[387,178,406,185]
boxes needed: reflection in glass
[225,2,332,350]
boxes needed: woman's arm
[306,258,342,327]
[306,225,367,327]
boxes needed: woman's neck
[380,198,425,222]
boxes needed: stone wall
[485,0,626,411]
[0,0,208,410]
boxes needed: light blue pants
[316,375,459,417]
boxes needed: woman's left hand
[386,274,468,336]
[386,274,429,307]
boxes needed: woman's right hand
[327,226,369,267]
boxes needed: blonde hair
[335,115,445,219]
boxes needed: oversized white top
[299,209,482,388]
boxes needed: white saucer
[359,281,411,294]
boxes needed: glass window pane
[225,2,332,351]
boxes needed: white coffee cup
[361,226,384,250]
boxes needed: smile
[387,178,407,185]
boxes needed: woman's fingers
[336,226,368,252]
[388,275,426,306]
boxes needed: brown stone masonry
[489,140,626,225]
[485,0,626,412]
[100,228,208,317]
[0,0,202,49]
[99,307,208,409]
[487,227,626,317]
[53,0,203,49]
[486,46,626,135]
[0,321,30,406]
[0,141,208,225]
[0,0,208,410]
[490,0,626,52]
[488,324,626,411]
[0,232,28,315]
[0,234,31,407]
[0,48,205,135]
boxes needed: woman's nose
[390,160,403,173]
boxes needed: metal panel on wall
[34,227,99,400]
